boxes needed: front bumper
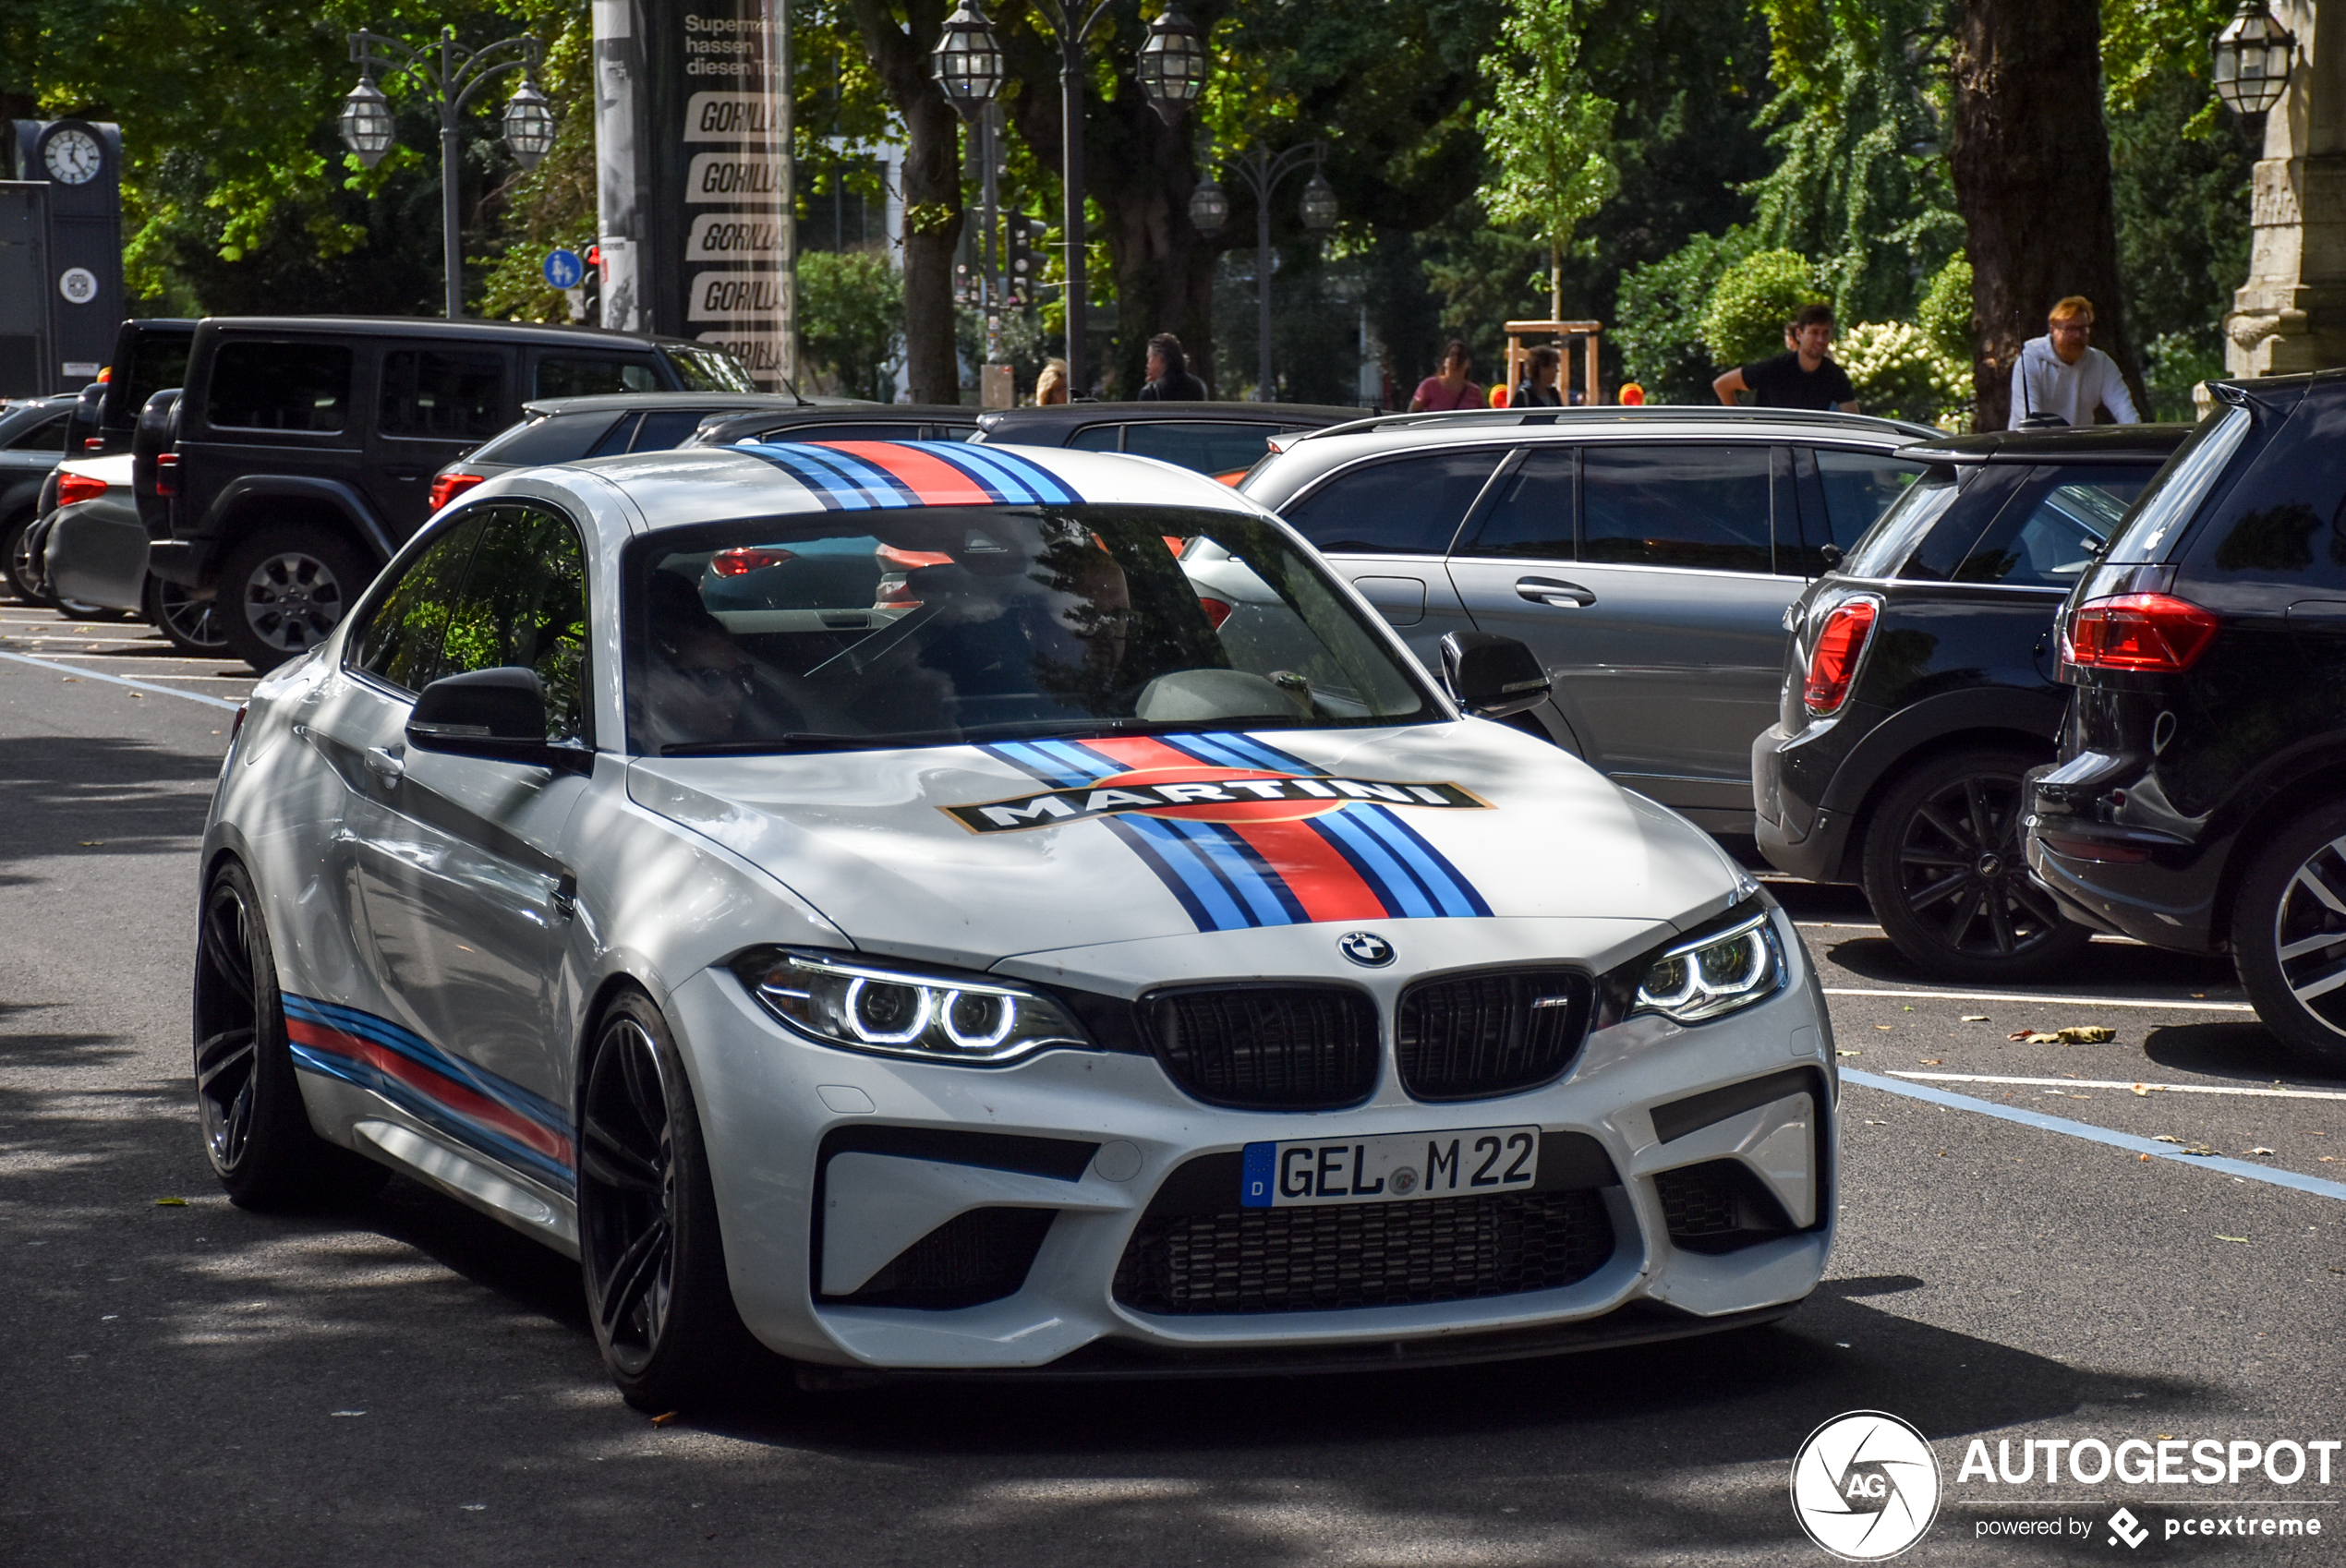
[669,908,1838,1373]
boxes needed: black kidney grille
[1397,970,1592,1100]
[1141,986,1379,1109]
[1113,1189,1614,1314]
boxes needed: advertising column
[593,0,796,388]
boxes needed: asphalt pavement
[3,602,2341,1566]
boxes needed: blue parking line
[0,648,241,710]
[1844,1067,2346,1203]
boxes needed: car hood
[625,722,1745,968]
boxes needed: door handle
[364,745,405,784]
[1516,575,1596,608]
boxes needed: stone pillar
[2229,0,2346,374]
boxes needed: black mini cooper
[1755,424,2188,980]
[2027,372,2346,1068]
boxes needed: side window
[631,407,715,451]
[1122,422,1283,475]
[1581,444,1772,572]
[1951,464,2156,588]
[1811,450,1928,553]
[122,337,191,412]
[1458,447,1574,559]
[1281,451,1504,556]
[1065,425,1122,452]
[349,515,488,692]
[537,356,662,399]
[6,412,68,451]
[379,350,510,441]
[205,342,353,432]
[440,507,593,742]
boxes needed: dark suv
[147,316,752,669]
[2026,372,2346,1067]
[1755,424,2186,979]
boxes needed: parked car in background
[428,392,827,513]
[690,403,983,449]
[1752,424,2186,980]
[36,451,227,652]
[975,401,1373,480]
[1240,406,1938,838]
[1,392,79,603]
[2027,373,2346,1067]
[59,319,197,458]
[141,315,756,669]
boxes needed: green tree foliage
[798,248,903,401]
[1614,227,1758,401]
[1699,247,1820,368]
[1473,0,1619,323]
[1917,252,1971,361]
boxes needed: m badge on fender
[944,771,1492,834]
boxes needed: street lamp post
[337,27,553,320]
[1188,142,1333,401]
[2211,0,2295,115]
[932,1,1204,396]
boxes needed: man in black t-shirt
[1711,302,1859,413]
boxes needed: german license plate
[1240,1125,1541,1208]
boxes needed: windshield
[625,506,1440,755]
[1842,464,1960,579]
[661,344,762,393]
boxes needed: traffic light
[1004,214,1037,308]
[581,245,602,327]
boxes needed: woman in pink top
[1409,340,1483,412]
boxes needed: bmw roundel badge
[1338,931,1395,967]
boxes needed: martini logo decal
[945,770,1487,833]
[972,732,1493,935]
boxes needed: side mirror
[1440,631,1551,719]
[406,667,590,773]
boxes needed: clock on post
[7,120,127,392]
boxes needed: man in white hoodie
[2008,296,2140,428]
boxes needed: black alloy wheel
[143,571,231,655]
[193,860,386,1207]
[578,991,763,1409]
[1862,747,2093,983]
[2,511,57,607]
[217,525,368,672]
[2232,801,2346,1071]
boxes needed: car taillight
[711,546,796,575]
[56,470,109,506]
[429,472,484,512]
[2062,593,2219,672]
[82,436,105,451]
[154,452,177,497]
[1801,597,1878,714]
[1197,596,1233,630]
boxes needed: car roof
[188,316,707,351]
[692,404,984,440]
[1898,423,2195,464]
[976,401,1373,436]
[521,439,1264,531]
[1291,404,1942,447]
[520,392,813,418]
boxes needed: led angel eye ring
[844,976,934,1045]
[940,988,1017,1050]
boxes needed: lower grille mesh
[1113,1188,1614,1314]
[1653,1160,1797,1254]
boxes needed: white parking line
[1892,1071,2346,1102]
[1844,1068,2346,1202]
[1823,985,2252,1013]
[0,648,241,710]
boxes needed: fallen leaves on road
[152,1197,186,1206]
[2133,1083,2157,1096]
[2008,1026,2116,1043]
[1962,1014,1989,1022]
[2216,1235,2251,1244]
[2153,1135,2184,1143]
[650,1411,681,1427]
[1837,1049,1862,1057]
[2248,1148,2277,1156]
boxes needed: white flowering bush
[1840,320,1971,429]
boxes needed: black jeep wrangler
[145,316,752,669]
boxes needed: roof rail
[1293,404,1942,445]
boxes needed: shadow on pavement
[2143,1019,2345,1086]
[0,733,219,869]
[1817,930,2236,994]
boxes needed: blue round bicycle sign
[542,248,586,290]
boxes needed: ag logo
[1790,1411,1941,1561]
[1338,931,1394,967]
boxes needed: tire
[1860,745,2095,983]
[2231,801,2346,1073]
[2,510,57,607]
[142,572,232,656]
[193,859,389,1208]
[578,991,765,1411]
[217,525,369,672]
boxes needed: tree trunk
[1950,0,2147,430]
[846,0,963,404]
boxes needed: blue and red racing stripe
[283,995,574,1194]
[979,732,1490,934]
[739,440,1081,510]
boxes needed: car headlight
[731,948,1090,1065]
[1631,906,1785,1025]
